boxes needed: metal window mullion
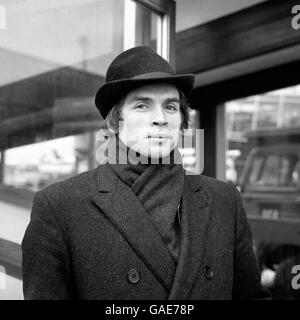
[133,0,175,67]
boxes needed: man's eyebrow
[127,96,180,104]
[164,97,180,104]
[126,96,153,103]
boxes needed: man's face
[118,83,181,160]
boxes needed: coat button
[203,265,213,280]
[127,269,140,284]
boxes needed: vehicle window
[248,156,264,185]
[258,155,280,186]
[247,153,299,188]
[279,155,298,187]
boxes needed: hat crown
[106,46,175,82]
[95,46,195,118]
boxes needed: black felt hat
[95,46,195,119]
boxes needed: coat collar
[90,165,212,298]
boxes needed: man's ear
[107,120,118,134]
[108,126,116,134]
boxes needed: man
[22,46,268,299]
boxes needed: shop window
[0,0,126,193]
[225,85,300,185]
[225,84,300,299]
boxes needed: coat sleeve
[231,186,270,300]
[22,191,74,300]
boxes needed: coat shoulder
[187,172,237,197]
[38,167,99,203]
[186,173,239,218]
[202,174,236,192]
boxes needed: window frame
[134,0,175,66]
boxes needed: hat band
[130,71,175,80]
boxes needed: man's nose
[151,108,168,126]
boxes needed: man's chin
[139,147,174,162]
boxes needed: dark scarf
[107,137,184,263]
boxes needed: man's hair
[103,90,190,133]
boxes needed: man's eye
[134,104,148,110]
[165,105,178,112]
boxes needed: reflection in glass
[226,85,300,184]
[0,0,126,192]
[225,84,300,300]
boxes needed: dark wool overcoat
[22,164,268,300]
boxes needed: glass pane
[225,84,300,299]
[226,85,300,185]
[0,0,129,193]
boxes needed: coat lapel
[168,174,212,300]
[90,164,177,292]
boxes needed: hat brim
[95,73,195,119]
